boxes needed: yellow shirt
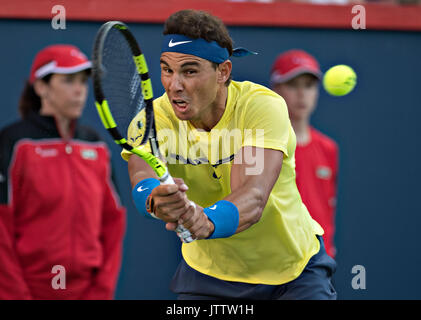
[122,80,324,285]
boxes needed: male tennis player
[123,9,336,299]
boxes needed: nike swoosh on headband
[168,39,193,47]
[162,34,258,64]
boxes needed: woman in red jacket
[0,44,126,299]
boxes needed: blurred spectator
[270,49,339,258]
[0,44,126,299]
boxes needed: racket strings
[99,27,147,145]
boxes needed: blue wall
[1,19,420,299]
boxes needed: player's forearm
[225,147,283,234]
[128,154,158,188]
[225,185,265,233]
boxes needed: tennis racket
[91,21,194,243]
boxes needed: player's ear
[33,79,49,98]
[217,60,232,84]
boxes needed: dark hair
[163,9,233,85]
[18,74,52,119]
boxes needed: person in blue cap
[123,9,336,300]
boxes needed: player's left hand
[165,203,215,240]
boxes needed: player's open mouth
[172,99,189,111]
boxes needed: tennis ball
[323,65,357,96]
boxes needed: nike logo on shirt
[168,39,193,47]
[209,205,217,210]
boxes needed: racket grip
[160,172,175,184]
[159,171,195,243]
[175,202,196,243]
[175,224,195,243]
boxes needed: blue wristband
[204,200,240,239]
[132,178,160,219]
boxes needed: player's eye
[184,69,197,75]
[161,66,172,74]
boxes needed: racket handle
[175,202,196,243]
[160,172,195,243]
[160,173,175,185]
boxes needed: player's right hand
[176,204,215,240]
[150,179,190,223]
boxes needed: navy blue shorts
[170,235,337,300]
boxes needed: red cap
[270,49,321,85]
[29,44,91,83]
